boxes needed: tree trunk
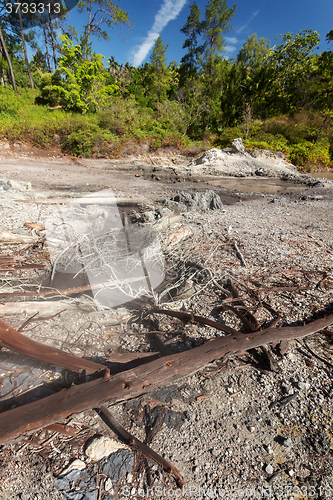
[86,0,93,58]
[41,13,51,72]
[2,68,8,87]
[48,11,57,69]
[0,43,7,87]
[0,26,17,91]
[18,7,34,89]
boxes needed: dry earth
[0,141,333,500]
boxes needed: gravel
[0,152,332,499]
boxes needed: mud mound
[187,142,298,178]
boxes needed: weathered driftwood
[0,264,45,271]
[0,318,105,374]
[0,231,40,243]
[17,197,144,205]
[0,312,332,444]
[0,301,78,315]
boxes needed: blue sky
[62,0,333,66]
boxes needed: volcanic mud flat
[0,150,332,499]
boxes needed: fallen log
[0,318,105,374]
[0,313,332,444]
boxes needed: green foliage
[216,127,243,147]
[76,0,131,46]
[202,0,236,74]
[37,35,119,113]
[146,35,171,112]
[62,121,116,157]
[0,87,21,116]
[237,33,271,70]
[2,2,333,170]
[180,1,204,73]
[287,141,330,168]
[326,30,333,43]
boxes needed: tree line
[0,0,332,154]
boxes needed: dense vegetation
[0,0,333,169]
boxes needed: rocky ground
[0,141,332,500]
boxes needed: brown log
[0,313,332,444]
[0,319,105,374]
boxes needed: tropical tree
[326,30,333,43]
[237,33,270,71]
[76,0,131,57]
[180,1,203,75]
[39,35,119,113]
[16,5,34,87]
[201,0,236,75]
[147,35,171,114]
[270,29,320,112]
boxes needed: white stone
[59,459,86,476]
[265,464,274,474]
[297,381,311,391]
[104,478,113,491]
[85,435,128,461]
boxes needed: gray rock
[12,228,27,235]
[255,167,269,176]
[231,138,246,154]
[101,449,133,484]
[163,190,223,212]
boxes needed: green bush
[288,141,330,168]
[0,87,32,114]
[149,134,186,151]
[243,140,271,150]
[215,127,243,148]
[61,121,116,157]
[329,137,333,161]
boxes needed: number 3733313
[6,2,61,14]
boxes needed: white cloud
[236,10,260,34]
[130,0,188,66]
[225,45,237,56]
[225,37,238,45]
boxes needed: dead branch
[234,241,246,266]
[222,285,314,303]
[96,406,185,488]
[0,232,41,244]
[0,264,45,271]
[149,305,238,335]
[0,301,78,315]
[17,197,144,205]
[0,319,105,374]
[0,312,332,444]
